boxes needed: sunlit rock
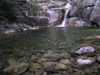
[83,35,100,40]
[3,63,29,75]
[59,59,71,65]
[75,46,95,54]
[55,63,67,70]
[74,56,95,69]
[68,17,92,27]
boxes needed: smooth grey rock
[74,56,96,69]
[75,46,95,54]
[82,6,93,18]
[59,59,71,65]
[90,0,100,26]
[74,0,96,6]
[55,63,67,70]
[69,6,82,17]
[68,17,91,27]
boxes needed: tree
[0,0,19,22]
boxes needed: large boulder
[90,0,100,26]
[69,6,82,17]
[45,10,60,24]
[74,0,96,6]
[82,6,93,18]
[67,17,92,27]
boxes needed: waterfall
[60,10,69,27]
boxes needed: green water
[0,27,100,70]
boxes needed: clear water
[0,27,100,71]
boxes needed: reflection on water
[0,27,100,72]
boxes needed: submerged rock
[83,35,100,40]
[75,46,95,55]
[97,56,100,63]
[59,59,71,65]
[30,63,42,72]
[41,62,57,68]
[74,56,95,69]
[3,63,29,75]
[55,63,67,70]
[7,59,16,65]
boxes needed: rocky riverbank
[0,0,100,34]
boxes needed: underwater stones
[83,35,100,40]
[45,65,58,73]
[97,56,100,63]
[35,70,44,75]
[7,59,16,65]
[59,59,71,65]
[30,55,39,63]
[3,63,29,75]
[30,63,42,72]
[41,62,57,68]
[75,46,95,55]
[55,63,67,70]
[74,56,95,69]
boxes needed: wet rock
[30,55,39,63]
[41,62,57,68]
[30,63,43,72]
[45,65,58,73]
[59,53,71,59]
[42,72,47,75]
[74,56,96,69]
[55,63,67,70]
[84,68,93,75]
[3,63,29,75]
[7,59,16,65]
[75,46,95,55]
[97,56,100,63]
[35,70,44,75]
[68,17,91,27]
[50,74,62,75]
[83,35,100,40]
[59,59,71,65]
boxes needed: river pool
[0,27,100,74]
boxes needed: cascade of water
[60,10,69,26]
[60,3,72,27]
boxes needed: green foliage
[77,3,82,6]
[81,6,85,9]
[33,11,38,16]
